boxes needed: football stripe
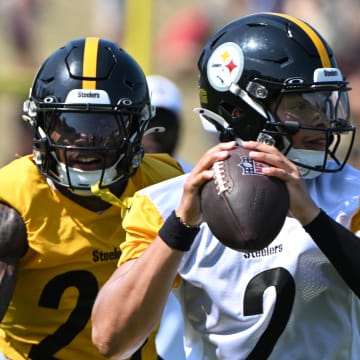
[273,13,331,68]
[82,37,99,89]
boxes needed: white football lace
[213,161,230,195]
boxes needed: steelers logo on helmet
[207,42,244,92]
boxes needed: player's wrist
[291,198,320,226]
[174,210,202,229]
[159,210,200,251]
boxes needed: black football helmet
[196,12,355,177]
[23,37,153,194]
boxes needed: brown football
[200,146,289,252]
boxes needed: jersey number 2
[28,270,98,359]
[28,270,160,360]
[244,267,295,359]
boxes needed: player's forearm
[0,260,18,321]
[0,204,28,321]
[91,237,183,358]
[304,209,360,297]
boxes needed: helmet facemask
[197,73,355,178]
[260,78,355,177]
[24,95,152,195]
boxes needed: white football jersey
[122,163,360,360]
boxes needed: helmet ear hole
[218,103,267,141]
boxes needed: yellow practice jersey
[0,155,182,360]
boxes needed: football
[200,146,289,252]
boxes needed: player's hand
[176,141,237,226]
[242,141,320,225]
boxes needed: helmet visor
[48,112,126,148]
[275,90,349,128]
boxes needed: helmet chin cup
[286,148,324,179]
[57,163,117,195]
[57,161,120,195]
[297,167,322,180]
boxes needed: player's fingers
[184,141,236,203]
[243,141,297,175]
[198,141,237,165]
[261,166,300,183]
[190,141,237,181]
[242,140,275,152]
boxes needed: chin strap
[90,181,131,211]
[194,108,244,145]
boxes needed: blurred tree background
[1,0,360,167]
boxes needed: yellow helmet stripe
[265,13,331,68]
[82,37,99,89]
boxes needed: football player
[0,37,184,359]
[143,74,193,173]
[91,14,360,359]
